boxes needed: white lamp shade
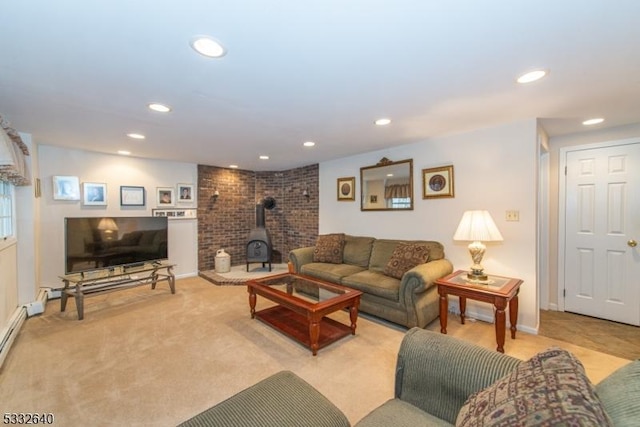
[453,210,503,242]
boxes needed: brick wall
[197,164,318,271]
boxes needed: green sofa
[179,328,640,427]
[288,235,453,328]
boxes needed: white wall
[37,145,198,288]
[320,119,540,332]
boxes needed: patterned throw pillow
[383,243,430,279]
[456,347,612,427]
[313,234,345,264]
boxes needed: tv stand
[59,262,176,320]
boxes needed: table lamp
[453,210,503,280]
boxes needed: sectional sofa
[180,328,639,426]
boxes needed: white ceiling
[1,1,639,171]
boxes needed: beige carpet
[0,276,632,426]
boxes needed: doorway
[558,139,640,326]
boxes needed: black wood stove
[246,197,275,272]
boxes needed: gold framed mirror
[360,158,413,211]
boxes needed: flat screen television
[64,216,168,274]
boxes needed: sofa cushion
[456,347,612,427]
[355,399,452,427]
[384,243,431,279]
[178,371,350,427]
[343,235,375,268]
[369,240,402,272]
[301,263,365,284]
[595,359,640,426]
[342,270,400,301]
[313,233,345,264]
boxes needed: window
[390,197,411,209]
[0,181,13,239]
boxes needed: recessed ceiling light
[582,118,605,126]
[259,155,269,160]
[127,133,146,140]
[229,164,238,169]
[375,118,392,126]
[148,103,171,113]
[118,150,131,156]
[191,36,226,58]
[386,173,394,177]
[303,141,316,147]
[516,69,548,84]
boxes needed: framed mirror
[360,158,413,211]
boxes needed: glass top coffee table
[247,273,362,356]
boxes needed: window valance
[0,115,30,186]
[384,182,410,199]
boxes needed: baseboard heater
[0,307,27,368]
[0,288,48,368]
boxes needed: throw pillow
[313,234,345,264]
[383,243,430,279]
[456,347,612,427]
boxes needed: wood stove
[246,197,275,271]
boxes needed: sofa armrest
[394,328,521,425]
[400,259,453,295]
[178,371,350,427]
[289,246,315,273]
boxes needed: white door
[564,142,640,326]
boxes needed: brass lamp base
[467,271,488,281]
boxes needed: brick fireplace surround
[197,164,319,272]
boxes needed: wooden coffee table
[247,273,362,356]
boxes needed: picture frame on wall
[82,182,107,205]
[120,185,145,206]
[177,183,194,204]
[156,187,175,206]
[422,165,454,199]
[52,175,80,201]
[337,177,355,201]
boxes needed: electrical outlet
[506,210,520,221]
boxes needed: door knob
[628,239,638,247]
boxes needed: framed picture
[120,186,145,206]
[422,165,454,199]
[337,177,355,201]
[157,187,175,206]
[152,208,197,220]
[177,183,195,204]
[82,182,107,205]
[52,176,80,201]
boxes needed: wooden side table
[436,270,523,353]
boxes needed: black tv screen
[64,216,168,274]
